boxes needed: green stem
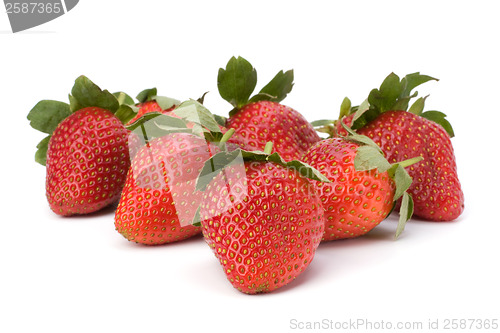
[220,128,235,143]
[264,141,273,154]
[398,156,424,168]
[140,123,150,146]
[116,92,126,105]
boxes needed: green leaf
[311,120,335,137]
[339,97,352,119]
[310,119,335,127]
[421,110,455,137]
[71,76,119,112]
[68,94,82,113]
[129,114,192,146]
[396,192,414,239]
[350,72,440,129]
[114,104,139,125]
[368,73,402,113]
[174,100,222,133]
[390,164,413,201]
[400,73,438,98]
[196,149,243,191]
[34,135,51,166]
[153,115,191,132]
[204,131,224,143]
[408,95,428,116]
[113,92,135,105]
[351,98,371,128]
[248,69,294,104]
[136,88,157,103]
[354,146,391,173]
[195,148,330,192]
[27,100,71,134]
[192,207,202,227]
[155,95,180,110]
[391,91,417,111]
[341,121,383,153]
[218,56,257,109]
[214,114,227,127]
[267,152,331,183]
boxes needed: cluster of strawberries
[28,56,464,294]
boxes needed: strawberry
[28,76,135,216]
[114,132,220,245]
[114,100,237,245]
[328,73,464,221]
[217,56,320,161]
[302,129,419,240]
[196,143,329,294]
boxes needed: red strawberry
[332,73,464,221]
[196,144,328,293]
[226,100,321,161]
[114,101,236,245]
[28,76,133,216]
[217,56,320,161]
[115,132,220,245]
[302,132,418,240]
[357,110,463,221]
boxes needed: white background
[1,1,498,332]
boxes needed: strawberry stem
[264,142,274,154]
[397,156,423,169]
[220,128,235,143]
[140,123,150,146]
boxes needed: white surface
[1,1,498,332]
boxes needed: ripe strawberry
[28,76,133,216]
[330,73,464,221]
[226,100,321,161]
[196,144,328,293]
[115,132,220,245]
[357,110,463,221]
[114,100,238,245]
[302,132,418,240]
[217,56,320,161]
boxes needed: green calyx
[340,72,455,137]
[112,88,182,127]
[195,142,330,193]
[311,97,353,137]
[135,87,180,111]
[192,141,330,225]
[27,75,130,166]
[217,56,294,117]
[126,99,225,146]
[340,122,422,239]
